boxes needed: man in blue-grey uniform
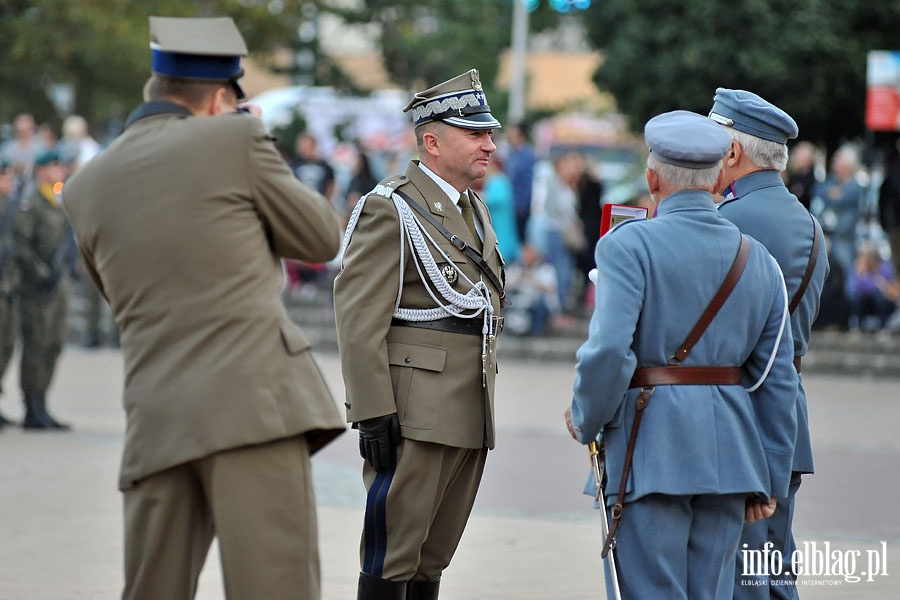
[565,110,798,599]
[709,89,829,598]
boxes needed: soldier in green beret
[11,150,74,430]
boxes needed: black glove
[357,413,401,471]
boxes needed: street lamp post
[507,0,592,124]
[508,0,530,124]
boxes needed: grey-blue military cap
[709,88,798,144]
[644,110,732,169]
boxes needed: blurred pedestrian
[814,144,864,292]
[506,121,535,242]
[847,243,897,331]
[878,139,900,280]
[292,131,335,201]
[0,159,18,428]
[528,150,584,317]
[709,87,828,595]
[482,157,520,263]
[0,113,47,176]
[573,151,604,308]
[288,131,337,296]
[334,68,505,599]
[62,16,344,599]
[504,243,557,336]
[785,140,818,211]
[566,110,798,599]
[12,150,75,430]
[58,114,112,347]
[343,144,379,224]
[59,114,102,170]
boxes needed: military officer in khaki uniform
[62,16,345,600]
[334,69,505,600]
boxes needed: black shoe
[357,572,406,600]
[406,579,440,600]
[22,393,71,431]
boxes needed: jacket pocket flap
[280,322,312,355]
[436,241,468,264]
[387,342,447,372]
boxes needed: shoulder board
[605,216,644,237]
[373,174,410,198]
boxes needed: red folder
[600,203,649,238]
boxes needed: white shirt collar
[418,162,465,206]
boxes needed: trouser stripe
[362,468,395,577]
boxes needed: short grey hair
[726,127,789,172]
[647,154,722,190]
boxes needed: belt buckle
[491,315,504,334]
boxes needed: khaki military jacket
[62,103,345,489]
[334,161,505,449]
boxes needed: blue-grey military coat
[719,169,828,475]
[571,190,799,503]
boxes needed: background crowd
[1,106,899,432]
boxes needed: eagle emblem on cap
[469,69,482,91]
[441,265,458,284]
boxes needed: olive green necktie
[458,191,479,241]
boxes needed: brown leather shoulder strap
[670,235,750,364]
[788,212,821,315]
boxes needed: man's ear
[646,167,660,196]
[207,87,232,116]
[726,139,741,167]
[422,130,440,158]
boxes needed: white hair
[726,127,789,172]
[647,154,722,190]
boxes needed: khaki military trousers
[360,439,487,582]
[123,435,320,600]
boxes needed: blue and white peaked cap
[149,16,248,99]
[403,69,501,130]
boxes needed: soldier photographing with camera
[63,16,345,600]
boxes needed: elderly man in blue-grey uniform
[565,110,798,599]
[709,89,829,598]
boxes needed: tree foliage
[330,0,561,124]
[0,0,317,134]
[581,0,900,153]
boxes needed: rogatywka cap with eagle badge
[403,69,502,130]
[149,16,248,100]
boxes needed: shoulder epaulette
[373,174,409,198]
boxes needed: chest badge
[441,264,458,284]
[433,201,443,213]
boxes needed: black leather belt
[391,317,485,336]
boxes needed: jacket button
[404,357,412,363]
[344,402,351,409]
